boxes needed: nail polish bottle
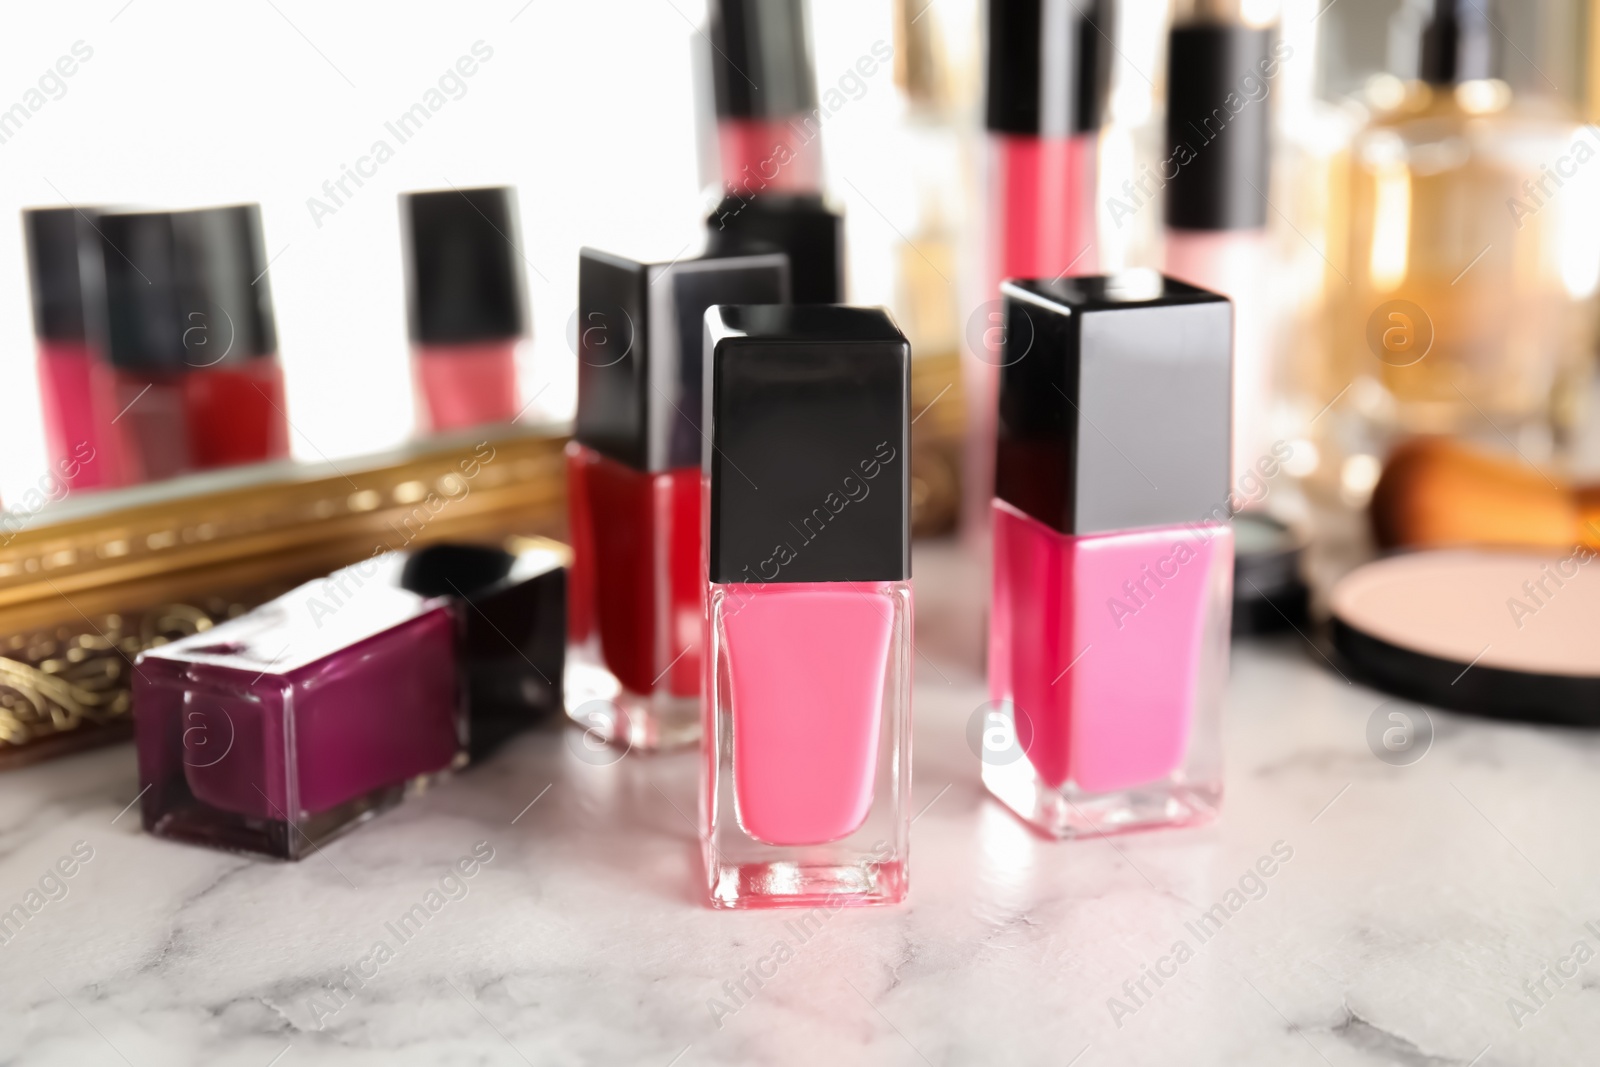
[22,206,123,490]
[987,272,1233,838]
[96,205,289,482]
[702,304,912,909]
[397,539,567,760]
[566,248,789,751]
[966,0,1115,538]
[401,186,529,433]
[1162,4,1278,478]
[135,558,465,858]
[701,0,844,302]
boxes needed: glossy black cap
[995,273,1232,535]
[23,207,97,343]
[984,0,1114,135]
[705,193,842,303]
[575,247,790,472]
[397,541,567,760]
[1164,23,1273,231]
[708,0,818,119]
[1417,0,1499,84]
[704,304,910,583]
[401,186,527,346]
[97,205,278,373]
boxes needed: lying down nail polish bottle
[986,273,1233,838]
[135,560,465,858]
[702,304,912,909]
[565,247,789,751]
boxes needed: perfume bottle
[22,206,123,491]
[1328,0,1597,453]
[701,0,844,302]
[565,248,789,751]
[965,0,1115,538]
[986,273,1233,838]
[702,304,912,909]
[1162,5,1281,475]
[135,561,465,858]
[95,205,289,482]
[401,186,529,434]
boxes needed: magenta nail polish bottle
[135,558,465,859]
[702,304,912,909]
[986,272,1233,838]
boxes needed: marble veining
[1,544,1597,1065]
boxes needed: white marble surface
[2,541,1598,1066]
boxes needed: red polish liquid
[413,341,521,433]
[36,340,122,490]
[184,360,290,470]
[565,442,702,747]
[717,117,822,198]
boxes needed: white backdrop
[0,0,922,503]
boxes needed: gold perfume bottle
[1328,0,1597,455]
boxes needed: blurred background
[4,0,1600,561]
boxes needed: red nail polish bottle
[95,205,288,483]
[401,186,528,434]
[966,0,1115,537]
[565,247,789,752]
[23,206,123,491]
[701,0,844,303]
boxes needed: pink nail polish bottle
[986,273,1233,838]
[702,305,912,909]
[401,186,528,434]
[966,0,1115,539]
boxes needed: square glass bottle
[986,274,1234,838]
[702,304,913,908]
[135,565,465,859]
[564,247,788,752]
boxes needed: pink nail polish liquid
[984,275,1234,838]
[702,304,912,908]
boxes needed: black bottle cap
[704,304,910,584]
[23,206,97,343]
[575,247,790,472]
[1417,0,1499,85]
[401,186,528,347]
[397,540,568,759]
[1164,22,1273,232]
[984,0,1115,136]
[705,192,842,303]
[995,273,1232,535]
[708,0,818,120]
[97,204,278,374]
[1231,512,1309,635]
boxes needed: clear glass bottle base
[563,645,699,752]
[706,856,908,910]
[982,758,1221,840]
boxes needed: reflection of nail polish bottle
[966,0,1115,538]
[96,205,288,483]
[701,0,844,302]
[397,540,567,760]
[1162,10,1276,478]
[702,304,911,909]
[565,248,789,752]
[401,186,529,433]
[23,206,123,491]
[135,557,465,859]
[987,273,1232,838]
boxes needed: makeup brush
[1370,437,1600,550]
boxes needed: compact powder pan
[1331,548,1600,726]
